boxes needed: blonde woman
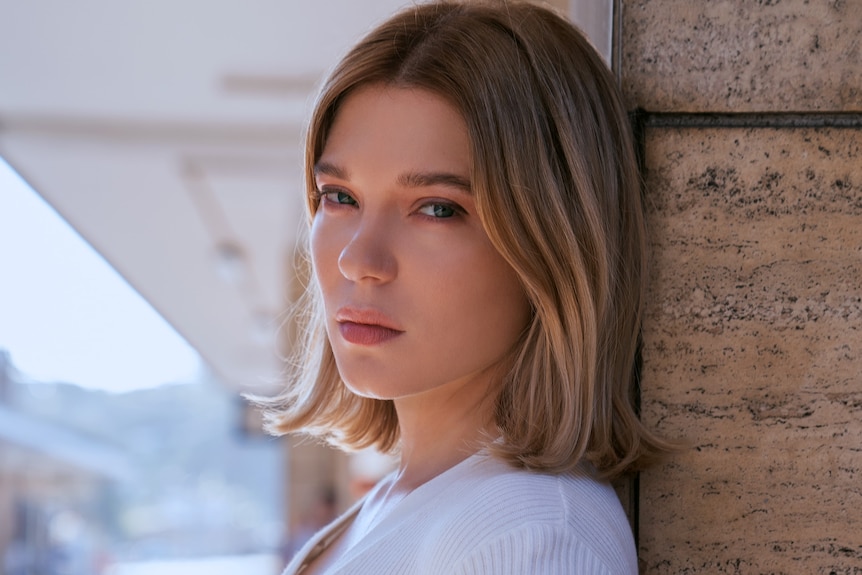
[261,2,674,573]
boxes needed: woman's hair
[259,0,675,478]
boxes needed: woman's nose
[337,219,397,283]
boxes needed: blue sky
[0,157,201,392]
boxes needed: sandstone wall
[622,1,862,573]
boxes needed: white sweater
[284,451,638,574]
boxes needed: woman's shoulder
[415,453,638,574]
[439,453,627,530]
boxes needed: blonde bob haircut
[260,0,674,478]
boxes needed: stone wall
[622,1,862,573]
[622,0,859,113]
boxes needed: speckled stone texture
[638,126,862,573]
[621,0,862,112]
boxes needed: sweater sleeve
[448,523,627,575]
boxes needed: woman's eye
[417,203,458,219]
[320,189,357,206]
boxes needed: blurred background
[0,1,605,573]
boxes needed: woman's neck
[390,371,499,493]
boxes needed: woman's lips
[335,307,403,345]
[338,321,403,345]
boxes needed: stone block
[621,0,862,112]
[639,125,862,572]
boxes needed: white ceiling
[0,0,412,392]
[0,0,607,393]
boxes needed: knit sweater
[283,451,638,574]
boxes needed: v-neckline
[288,449,488,574]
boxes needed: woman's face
[311,84,531,402]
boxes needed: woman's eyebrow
[314,162,472,195]
[313,161,349,180]
[397,171,472,194]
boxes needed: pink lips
[336,307,403,346]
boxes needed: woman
[260,1,674,573]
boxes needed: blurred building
[0,351,130,575]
